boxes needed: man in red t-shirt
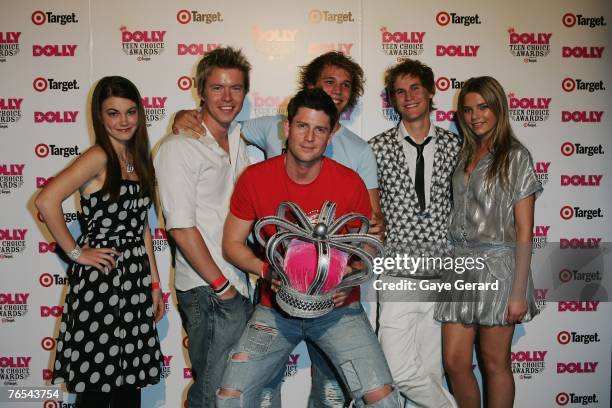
[217,89,401,407]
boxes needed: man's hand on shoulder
[172,109,206,139]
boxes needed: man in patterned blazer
[368,59,461,408]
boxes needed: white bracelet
[67,244,82,262]
[215,283,233,298]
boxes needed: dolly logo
[511,350,546,379]
[142,97,167,127]
[0,229,27,260]
[508,93,550,127]
[252,26,297,60]
[284,354,300,378]
[0,293,29,323]
[0,164,25,195]
[120,26,165,62]
[380,90,400,123]
[0,32,20,62]
[177,43,221,56]
[380,27,425,61]
[152,228,168,252]
[532,225,549,249]
[0,98,22,129]
[253,93,290,117]
[507,27,551,63]
[0,356,31,385]
[534,161,550,186]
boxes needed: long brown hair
[90,76,156,203]
[457,76,521,191]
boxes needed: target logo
[561,142,575,156]
[556,392,570,405]
[31,10,46,25]
[177,9,191,24]
[436,77,450,91]
[560,205,574,220]
[436,11,450,26]
[43,400,58,408]
[562,78,576,92]
[35,143,50,158]
[33,77,48,92]
[39,273,54,287]
[182,336,189,349]
[41,336,56,351]
[309,10,323,23]
[557,331,571,345]
[559,269,573,283]
[177,76,193,91]
[562,13,577,27]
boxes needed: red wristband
[261,261,270,280]
[151,281,161,290]
[210,275,228,290]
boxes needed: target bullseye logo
[32,10,47,25]
[561,142,575,156]
[436,77,451,91]
[33,77,48,92]
[177,76,193,91]
[562,13,577,27]
[562,78,576,92]
[560,205,574,220]
[39,273,54,287]
[44,400,58,408]
[557,331,571,345]
[556,392,570,405]
[436,11,450,26]
[177,9,191,24]
[309,9,323,23]
[35,143,50,158]
[559,269,573,283]
[41,336,56,350]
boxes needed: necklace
[119,153,134,173]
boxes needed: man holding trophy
[216,88,401,408]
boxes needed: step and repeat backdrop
[1,0,610,407]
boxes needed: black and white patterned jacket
[369,125,461,251]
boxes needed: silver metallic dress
[434,144,543,326]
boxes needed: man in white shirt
[154,47,252,408]
[368,59,461,408]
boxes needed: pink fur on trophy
[283,239,349,293]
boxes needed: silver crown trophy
[254,201,384,318]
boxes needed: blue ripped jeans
[217,302,401,408]
[176,285,252,408]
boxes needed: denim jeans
[217,302,402,408]
[176,285,252,408]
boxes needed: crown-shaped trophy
[254,201,384,318]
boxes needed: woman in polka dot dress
[35,76,164,408]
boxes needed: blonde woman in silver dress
[434,76,542,408]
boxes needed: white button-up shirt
[155,122,250,296]
[398,122,438,207]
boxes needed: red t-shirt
[230,155,372,308]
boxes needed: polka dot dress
[52,180,162,393]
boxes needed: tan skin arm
[172,109,205,137]
[168,227,237,300]
[367,188,385,241]
[35,146,121,272]
[506,194,535,323]
[143,220,164,321]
